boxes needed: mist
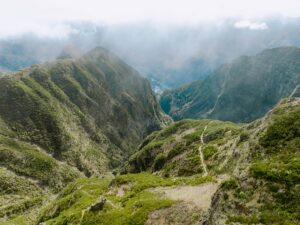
[1,17,300,88]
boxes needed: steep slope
[10,97,299,225]
[0,47,167,174]
[123,97,300,224]
[124,119,241,176]
[0,47,169,223]
[161,47,300,122]
[37,173,212,225]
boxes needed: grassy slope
[124,98,300,225]
[0,168,44,224]
[216,98,300,225]
[0,47,168,224]
[161,47,300,123]
[37,173,212,225]
[6,98,299,225]
[0,47,166,176]
[125,119,241,177]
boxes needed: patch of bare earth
[147,203,203,225]
[116,185,126,197]
[147,182,218,225]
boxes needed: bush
[167,143,185,159]
[183,130,202,145]
[152,154,167,171]
[177,156,202,176]
[239,132,249,143]
[221,178,239,190]
[202,145,218,159]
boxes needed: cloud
[0,0,299,37]
[0,21,78,39]
[234,20,269,30]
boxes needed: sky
[1,0,300,38]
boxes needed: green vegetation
[126,119,240,177]
[221,178,239,190]
[167,142,185,159]
[153,153,167,171]
[0,168,45,223]
[247,106,300,224]
[239,131,249,143]
[38,173,213,225]
[0,47,168,224]
[223,102,300,225]
[0,135,81,192]
[202,145,218,160]
[161,47,300,123]
[2,46,300,225]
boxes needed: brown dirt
[151,182,218,209]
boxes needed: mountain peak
[57,45,82,60]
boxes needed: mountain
[1,45,300,225]
[0,38,63,72]
[5,17,300,89]
[0,47,169,223]
[28,97,300,225]
[160,47,300,123]
[121,97,300,224]
[146,57,212,90]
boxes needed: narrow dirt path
[79,208,88,224]
[199,124,208,176]
[289,84,300,98]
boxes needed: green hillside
[1,46,299,225]
[25,97,300,225]
[0,47,169,224]
[161,47,300,123]
[128,97,300,224]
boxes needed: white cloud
[234,20,269,30]
[0,0,299,37]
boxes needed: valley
[160,47,300,123]
[1,1,300,224]
[0,47,299,225]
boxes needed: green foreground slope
[124,97,300,224]
[3,98,299,225]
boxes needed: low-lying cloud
[234,20,269,30]
[0,0,300,38]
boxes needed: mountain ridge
[0,46,170,223]
[160,46,300,123]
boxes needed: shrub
[239,132,249,143]
[221,178,239,190]
[152,154,167,171]
[167,143,185,159]
[202,145,218,159]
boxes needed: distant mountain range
[160,47,300,122]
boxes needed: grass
[0,135,81,192]
[202,145,218,160]
[126,119,240,176]
[38,173,214,225]
[242,104,300,224]
[153,153,167,171]
[38,177,111,224]
[0,167,45,222]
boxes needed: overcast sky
[1,0,300,37]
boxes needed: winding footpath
[199,124,209,176]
